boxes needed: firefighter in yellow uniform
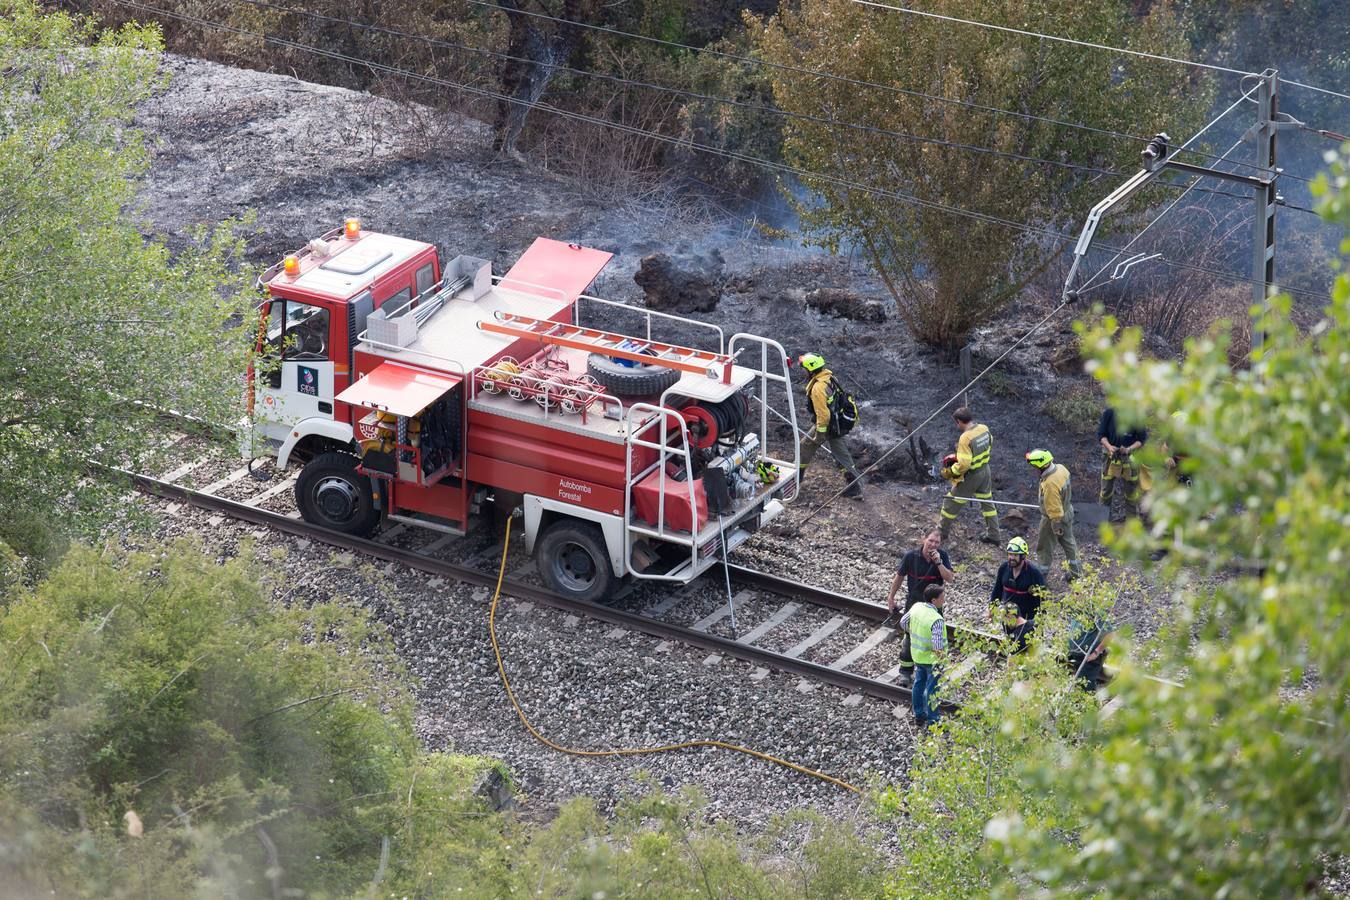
[938,407,1001,544]
[1026,449,1082,580]
[798,353,863,498]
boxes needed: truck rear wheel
[536,520,617,603]
[295,451,381,536]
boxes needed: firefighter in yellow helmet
[1026,449,1082,580]
[797,352,863,499]
[938,407,1001,544]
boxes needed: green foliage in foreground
[0,541,512,896]
[877,567,1125,898]
[0,0,254,563]
[889,145,1350,898]
[0,541,885,897]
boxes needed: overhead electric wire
[460,0,1319,183]
[217,0,1126,179]
[850,0,1255,77]
[1283,80,1350,103]
[460,0,1169,150]
[107,0,1332,305]
[1300,124,1350,143]
[853,0,1350,110]
[1080,139,1243,295]
[1080,87,1335,295]
[1079,91,1253,294]
[223,0,1325,195]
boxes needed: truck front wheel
[536,520,618,603]
[295,451,381,536]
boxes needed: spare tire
[586,351,680,398]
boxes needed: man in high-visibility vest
[1026,449,1082,580]
[886,530,955,687]
[938,407,1001,544]
[900,583,947,730]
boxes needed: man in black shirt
[887,530,954,684]
[988,536,1047,652]
[1098,406,1149,519]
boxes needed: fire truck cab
[247,220,800,602]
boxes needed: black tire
[295,451,381,536]
[536,519,618,603]
[586,351,680,398]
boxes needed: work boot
[978,530,1001,546]
[842,480,863,499]
[896,668,914,687]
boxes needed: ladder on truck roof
[478,312,737,384]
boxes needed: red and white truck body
[246,220,799,600]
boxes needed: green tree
[874,567,1126,897]
[0,540,890,897]
[984,145,1350,895]
[886,145,1350,897]
[755,0,1210,350]
[0,540,520,896]
[0,0,253,561]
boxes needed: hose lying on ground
[487,520,861,793]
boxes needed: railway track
[118,433,1007,713]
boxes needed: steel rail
[121,469,953,708]
[721,563,1004,646]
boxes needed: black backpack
[826,378,859,437]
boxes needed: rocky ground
[129,55,1178,831]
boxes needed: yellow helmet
[1025,449,1054,469]
[1006,536,1030,555]
[799,352,825,373]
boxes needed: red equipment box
[632,469,708,534]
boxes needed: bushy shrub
[1041,380,1102,435]
[0,541,511,897]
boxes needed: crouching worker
[900,584,946,730]
[988,536,1047,653]
[1067,615,1115,692]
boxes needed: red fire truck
[246,219,800,601]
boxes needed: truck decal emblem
[297,365,319,396]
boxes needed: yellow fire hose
[488,522,861,793]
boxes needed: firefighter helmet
[1025,449,1054,469]
[940,452,959,481]
[798,352,825,373]
[1006,536,1030,555]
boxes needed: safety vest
[954,423,992,474]
[909,602,944,665]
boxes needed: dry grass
[1042,380,1104,435]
